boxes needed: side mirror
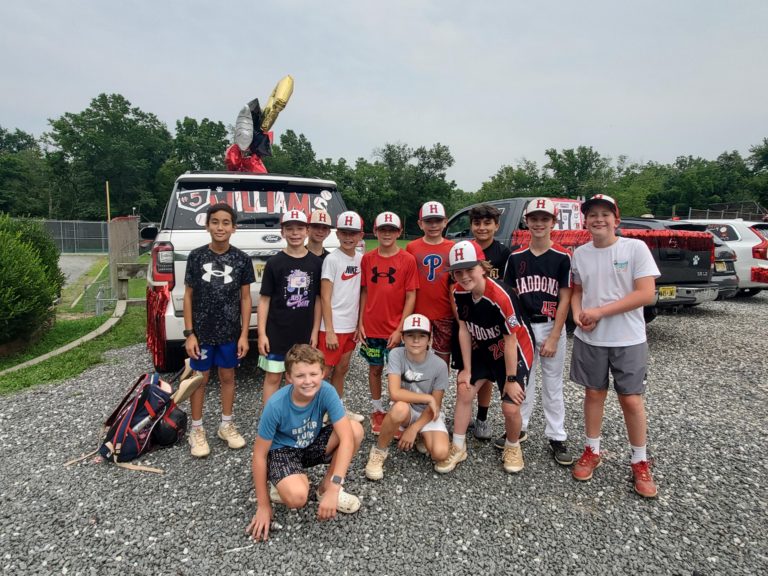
[140,226,158,240]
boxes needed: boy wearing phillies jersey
[503,198,573,466]
[406,201,454,366]
[359,211,419,434]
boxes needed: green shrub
[0,230,55,344]
[0,214,65,297]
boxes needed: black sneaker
[549,440,574,466]
[493,430,528,450]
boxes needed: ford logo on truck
[263,234,281,243]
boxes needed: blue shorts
[258,352,286,374]
[359,338,390,367]
[189,341,238,372]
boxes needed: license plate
[714,261,727,272]
[254,262,265,282]
[658,286,676,300]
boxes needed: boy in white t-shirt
[318,211,365,422]
[569,194,660,498]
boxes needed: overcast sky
[1,1,766,191]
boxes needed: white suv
[142,171,347,371]
[686,219,768,296]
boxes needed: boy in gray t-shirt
[364,314,450,481]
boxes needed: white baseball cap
[402,313,431,334]
[336,211,364,232]
[281,209,308,225]
[524,197,557,218]
[419,201,446,220]
[448,240,481,271]
[374,211,402,230]
[309,209,332,227]
[581,194,620,217]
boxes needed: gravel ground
[1,294,767,575]
[58,255,102,287]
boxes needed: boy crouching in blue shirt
[247,344,364,541]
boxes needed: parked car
[685,219,768,296]
[445,199,717,322]
[709,234,739,300]
[142,171,347,371]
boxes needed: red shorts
[318,331,357,366]
[430,317,453,355]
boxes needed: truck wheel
[643,306,658,324]
[737,288,762,297]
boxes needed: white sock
[505,440,520,448]
[191,419,203,429]
[220,413,233,428]
[453,434,466,450]
[373,445,388,456]
[630,444,647,464]
[371,399,384,413]
[586,436,601,454]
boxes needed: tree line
[1,93,766,234]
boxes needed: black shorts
[469,356,529,396]
[267,425,334,485]
[450,319,463,371]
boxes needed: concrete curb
[0,300,128,377]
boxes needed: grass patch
[0,306,147,395]
[0,315,109,372]
[363,239,409,251]
[59,257,109,309]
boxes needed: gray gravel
[59,255,102,287]
[2,294,768,575]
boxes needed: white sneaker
[434,443,467,474]
[317,488,361,514]
[217,421,246,449]
[346,409,365,423]
[188,427,210,458]
[415,436,428,455]
[269,484,284,504]
[365,446,388,481]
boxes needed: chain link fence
[688,201,767,222]
[42,220,109,253]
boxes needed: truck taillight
[750,228,768,260]
[151,241,175,289]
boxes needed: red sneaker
[631,460,658,498]
[370,410,387,435]
[572,446,602,481]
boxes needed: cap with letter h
[581,194,620,218]
[419,201,446,220]
[374,211,402,231]
[448,240,481,271]
[309,209,332,227]
[402,313,431,334]
[523,197,558,218]
[281,209,308,225]
[336,211,364,232]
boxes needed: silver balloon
[234,105,254,151]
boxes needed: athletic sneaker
[269,484,284,504]
[217,422,246,449]
[631,461,658,498]
[370,410,387,435]
[434,443,467,474]
[346,409,365,423]
[572,446,602,481]
[502,444,524,473]
[494,429,527,450]
[549,440,574,466]
[415,436,428,455]
[317,488,361,514]
[188,427,210,458]
[364,447,388,481]
[473,418,493,440]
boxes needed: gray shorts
[570,338,647,395]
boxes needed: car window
[167,180,345,230]
[445,211,471,239]
[619,222,651,230]
[705,224,740,242]
[752,225,768,241]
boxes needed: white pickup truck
[141,171,347,371]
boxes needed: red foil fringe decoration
[751,267,768,284]
[511,229,714,254]
[146,286,170,369]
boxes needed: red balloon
[225,144,267,173]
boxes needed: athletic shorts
[570,338,648,395]
[450,319,463,370]
[189,341,238,371]
[258,352,286,374]
[430,317,453,356]
[318,331,357,367]
[402,407,448,435]
[359,338,390,366]
[267,425,335,485]
[469,356,529,397]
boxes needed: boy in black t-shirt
[257,209,323,405]
[468,204,510,441]
[184,203,255,458]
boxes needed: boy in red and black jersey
[502,198,573,466]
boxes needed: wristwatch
[183,329,195,338]
[330,475,344,486]
[506,374,518,383]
